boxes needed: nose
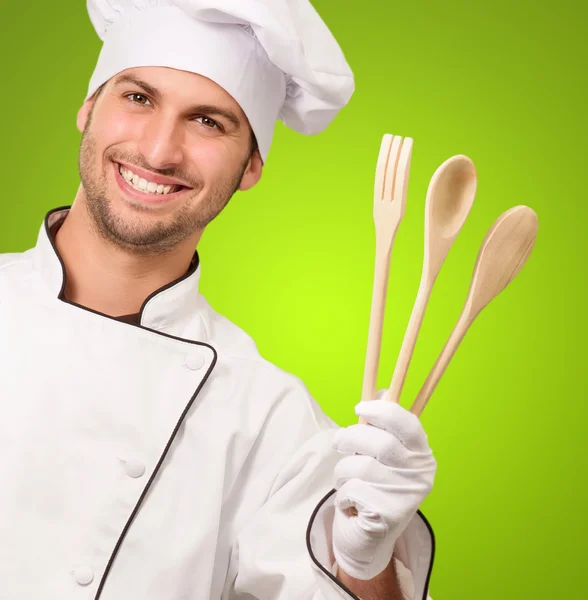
[137,111,185,170]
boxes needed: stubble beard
[77,117,249,256]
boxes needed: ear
[76,97,95,133]
[238,148,263,191]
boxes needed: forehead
[110,66,247,117]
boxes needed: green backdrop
[1,1,585,598]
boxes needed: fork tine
[374,134,394,202]
[382,136,403,203]
[393,137,413,217]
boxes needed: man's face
[77,66,262,255]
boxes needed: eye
[126,93,151,106]
[195,116,223,131]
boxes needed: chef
[0,0,437,598]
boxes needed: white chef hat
[85,0,355,163]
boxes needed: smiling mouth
[117,163,188,195]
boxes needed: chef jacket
[0,206,435,599]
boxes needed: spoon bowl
[464,205,538,319]
[424,155,477,279]
[430,155,478,239]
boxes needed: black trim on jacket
[305,489,436,600]
[42,206,218,599]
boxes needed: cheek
[94,113,141,151]
[187,142,236,182]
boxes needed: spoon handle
[409,310,471,417]
[385,278,432,403]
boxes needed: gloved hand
[331,392,437,580]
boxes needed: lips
[118,163,190,194]
[113,162,190,205]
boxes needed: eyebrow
[113,74,242,129]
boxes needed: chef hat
[85,0,355,163]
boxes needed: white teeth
[119,164,179,195]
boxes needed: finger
[334,454,392,488]
[335,477,413,528]
[335,479,424,527]
[375,388,388,400]
[335,480,388,532]
[332,505,393,581]
[354,400,430,451]
[334,454,437,494]
[333,424,416,467]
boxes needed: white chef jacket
[0,207,435,600]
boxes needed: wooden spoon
[383,155,477,403]
[410,205,539,417]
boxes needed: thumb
[332,492,392,581]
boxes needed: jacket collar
[32,206,203,331]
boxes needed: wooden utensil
[361,134,413,420]
[410,204,539,417]
[384,155,477,404]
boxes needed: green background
[1,0,585,598]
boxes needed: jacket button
[73,565,94,585]
[124,459,145,478]
[185,351,205,371]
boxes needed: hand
[331,393,437,581]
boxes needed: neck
[55,191,201,317]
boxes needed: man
[0,1,437,599]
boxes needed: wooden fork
[360,134,413,423]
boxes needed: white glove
[331,394,437,580]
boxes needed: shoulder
[0,250,29,268]
[0,249,34,283]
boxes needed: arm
[339,556,435,600]
[326,397,437,600]
[222,381,435,600]
[306,490,435,600]
[338,559,405,600]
